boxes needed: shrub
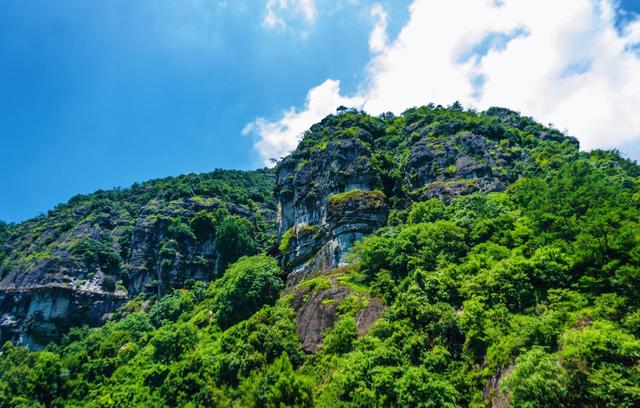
[101,276,117,292]
[215,216,257,274]
[212,255,283,329]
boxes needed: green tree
[215,216,257,273]
[213,255,283,329]
[251,353,314,408]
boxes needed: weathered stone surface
[285,239,339,289]
[294,285,350,353]
[290,272,385,353]
[355,298,385,336]
[276,137,380,236]
[0,286,127,349]
[404,132,512,195]
[483,360,515,408]
[276,135,387,277]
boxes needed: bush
[323,316,357,354]
[253,353,313,407]
[215,216,257,274]
[212,255,283,329]
[101,276,117,292]
[407,199,447,224]
[151,322,197,363]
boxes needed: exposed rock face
[293,285,350,352]
[276,135,389,283]
[288,270,385,353]
[122,197,240,297]
[404,132,513,201]
[0,170,276,348]
[483,360,515,408]
[0,286,126,349]
[276,137,380,236]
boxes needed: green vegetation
[279,224,320,253]
[214,216,257,274]
[1,106,639,406]
[212,255,283,329]
[0,169,276,290]
[327,189,386,209]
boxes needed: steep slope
[0,169,276,348]
[1,105,639,407]
[275,106,579,351]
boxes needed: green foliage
[151,322,197,363]
[241,353,314,407]
[71,237,122,277]
[212,255,284,329]
[323,316,357,354]
[215,216,257,274]
[312,150,640,406]
[327,190,387,215]
[1,106,639,407]
[0,285,300,407]
[101,275,117,292]
[407,198,447,224]
[279,226,295,253]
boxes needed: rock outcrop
[0,286,127,349]
[287,268,385,352]
[273,108,579,353]
[0,169,276,347]
[276,135,389,284]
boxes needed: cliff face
[0,106,581,351]
[0,169,276,347]
[275,106,579,352]
[276,136,389,286]
[0,286,126,349]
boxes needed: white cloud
[243,80,363,165]
[369,4,388,53]
[249,0,640,164]
[264,0,317,29]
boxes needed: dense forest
[1,105,639,407]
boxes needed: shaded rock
[483,360,515,408]
[0,286,127,349]
[355,298,385,336]
[294,286,351,353]
[289,270,386,353]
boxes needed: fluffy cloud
[249,0,640,165]
[242,80,363,164]
[369,4,389,53]
[264,0,317,28]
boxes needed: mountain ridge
[1,104,639,407]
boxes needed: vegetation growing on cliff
[1,106,639,407]
[0,169,276,291]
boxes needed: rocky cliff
[275,106,579,351]
[0,169,276,347]
[0,106,581,350]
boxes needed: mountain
[0,169,276,348]
[1,105,639,407]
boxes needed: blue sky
[0,0,638,223]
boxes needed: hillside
[1,105,639,407]
[0,169,276,347]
